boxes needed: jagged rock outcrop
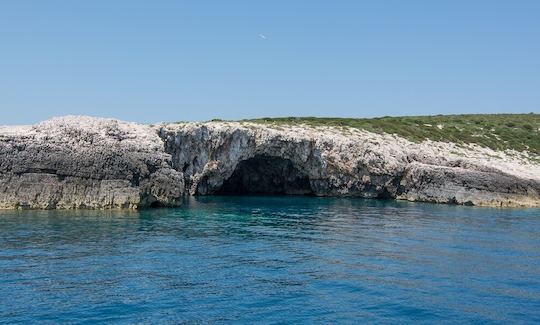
[158,122,540,207]
[0,116,183,209]
[0,116,539,209]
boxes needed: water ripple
[1,196,539,324]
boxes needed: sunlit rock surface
[159,121,540,207]
[0,116,183,209]
[0,116,538,209]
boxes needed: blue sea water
[0,196,539,324]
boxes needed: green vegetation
[243,114,540,155]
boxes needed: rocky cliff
[0,117,183,209]
[1,116,538,209]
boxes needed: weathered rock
[158,121,540,207]
[0,116,183,209]
[0,116,538,209]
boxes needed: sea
[1,196,539,324]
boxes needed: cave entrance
[216,155,313,195]
[149,201,162,208]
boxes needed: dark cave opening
[149,201,163,208]
[215,155,313,195]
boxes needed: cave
[149,201,163,208]
[215,155,313,195]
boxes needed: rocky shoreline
[1,116,539,209]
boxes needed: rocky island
[1,114,539,209]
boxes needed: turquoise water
[1,196,539,324]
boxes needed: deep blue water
[0,196,539,324]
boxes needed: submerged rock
[0,116,538,209]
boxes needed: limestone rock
[0,116,183,209]
[158,121,540,207]
[1,116,539,209]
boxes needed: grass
[242,113,540,155]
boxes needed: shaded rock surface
[216,156,313,195]
[1,116,539,209]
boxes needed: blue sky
[1,0,539,124]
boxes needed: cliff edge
[1,115,538,209]
[0,116,183,209]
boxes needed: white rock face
[0,116,539,209]
[159,121,540,207]
[0,116,183,209]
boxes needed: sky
[1,0,539,125]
